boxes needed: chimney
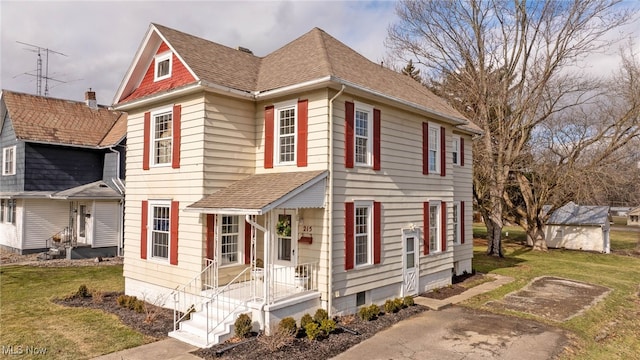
[85,89,97,109]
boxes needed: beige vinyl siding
[124,93,207,290]
[22,199,69,250]
[331,95,456,297]
[452,132,474,265]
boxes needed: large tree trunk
[527,225,548,251]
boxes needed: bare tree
[387,0,636,256]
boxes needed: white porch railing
[265,262,319,303]
[172,258,217,329]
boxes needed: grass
[0,265,148,359]
[469,223,640,360]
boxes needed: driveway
[332,306,568,360]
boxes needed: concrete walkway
[92,274,515,360]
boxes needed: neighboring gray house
[544,202,610,253]
[0,90,127,256]
[628,206,640,226]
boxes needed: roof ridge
[314,28,334,75]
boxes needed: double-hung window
[354,201,373,266]
[2,199,17,224]
[220,215,241,266]
[429,126,439,173]
[452,136,460,166]
[452,202,460,245]
[154,52,172,81]
[429,203,440,253]
[0,200,5,222]
[152,109,173,166]
[355,103,373,166]
[3,146,16,176]
[276,101,297,165]
[150,201,170,260]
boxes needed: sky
[0,1,638,106]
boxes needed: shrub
[234,313,252,338]
[368,304,380,317]
[91,290,105,304]
[300,313,314,329]
[358,304,379,321]
[313,308,329,323]
[116,294,127,307]
[340,314,356,325]
[319,318,336,335]
[394,297,405,309]
[403,296,415,307]
[75,284,90,298]
[384,299,400,313]
[304,322,322,340]
[279,317,297,336]
[258,327,295,351]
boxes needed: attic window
[154,52,172,81]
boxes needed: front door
[402,229,419,296]
[77,202,92,245]
[272,210,298,291]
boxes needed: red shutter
[345,202,355,270]
[297,99,308,167]
[441,202,447,252]
[422,123,429,175]
[264,106,274,169]
[440,126,446,177]
[143,112,151,170]
[460,138,465,167]
[373,109,381,170]
[206,214,215,260]
[244,220,252,264]
[345,102,354,168]
[170,201,179,265]
[460,201,465,244]
[172,104,181,169]
[373,201,381,264]
[140,200,148,259]
[423,201,430,255]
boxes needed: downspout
[108,146,125,256]
[327,85,346,315]
[246,214,269,331]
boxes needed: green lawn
[0,265,148,359]
[470,224,640,360]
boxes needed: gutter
[113,83,205,111]
[327,84,345,315]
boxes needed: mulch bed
[53,291,173,340]
[195,305,426,360]
[420,272,488,300]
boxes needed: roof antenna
[16,41,67,96]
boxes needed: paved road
[332,306,568,360]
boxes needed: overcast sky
[1,1,638,106]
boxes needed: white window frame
[148,200,171,262]
[0,199,5,223]
[354,102,373,167]
[354,200,373,267]
[452,136,460,166]
[151,107,173,167]
[219,215,244,267]
[154,52,172,81]
[452,202,460,245]
[428,125,440,174]
[274,100,298,166]
[428,201,441,254]
[3,146,16,176]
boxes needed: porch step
[169,303,249,348]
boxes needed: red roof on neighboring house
[2,90,126,148]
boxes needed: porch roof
[186,170,327,215]
[49,180,123,200]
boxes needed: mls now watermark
[1,345,47,356]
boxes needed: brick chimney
[85,89,97,109]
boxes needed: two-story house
[0,90,126,257]
[113,23,480,347]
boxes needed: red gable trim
[345,202,355,270]
[297,99,308,167]
[422,123,429,175]
[423,201,429,255]
[172,104,181,169]
[373,201,381,264]
[140,200,148,259]
[170,201,179,265]
[206,214,215,260]
[264,106,274,168]
[122,42,196,103]
[441,201,447,252]
[460,138,465,167]
[440,126,446,177]
[143,112,151,170]
[373,109,381,171]
[345,102,355,169]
